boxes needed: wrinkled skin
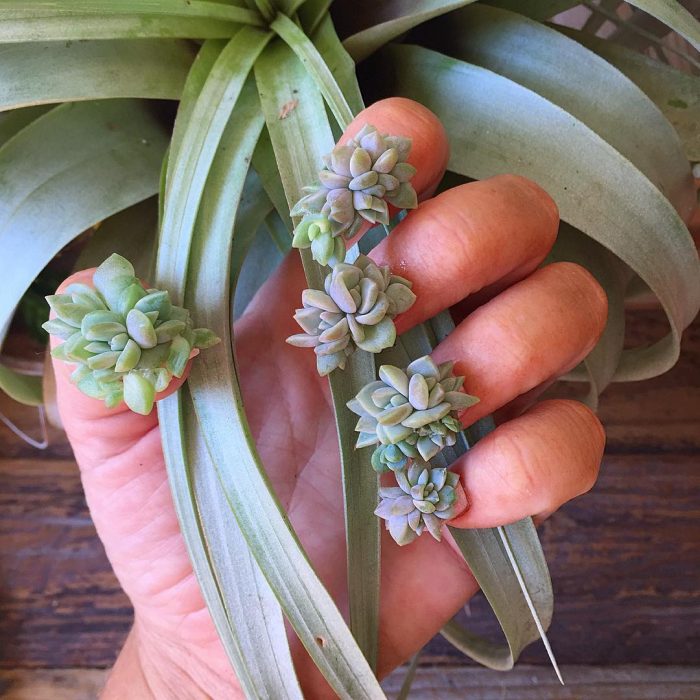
[51,99,607,698]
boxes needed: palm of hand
[52,100,607,695]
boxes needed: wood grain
[3,665,699,700]
[381,665,700,699]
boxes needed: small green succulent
[290,123,418,266]
[376,463,461,546]
[44,253,219,415]
[347,355,479,466]
[286,254,416,375]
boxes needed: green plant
[0,1,698,697]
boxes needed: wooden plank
[2,665,699,700]
[382,665,700,699]
[0,669,106,700]
[0,459,131,669]
[1,451,698,668]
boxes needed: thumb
[49,268,191,467]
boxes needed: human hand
[51,98,607,698]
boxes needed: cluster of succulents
[375,463,462,546]
[44,254,219,415]
[286,254,416,375]
[284,126,472,545]
[347,356,478,464]
[348,355,478,545]
[291,123,418,266]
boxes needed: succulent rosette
[375,463,461,546]
[44,254,219,415]
[347,355,479,467]
[290,123,418,265]
[286,254,416,375]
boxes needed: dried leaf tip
[286,255,416,375]
[44,253,220,415]
[290,124,418,266]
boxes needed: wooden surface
[1,309,699,694]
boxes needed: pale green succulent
[376,463,461,546]
[44,254,219,415]
[290,123,418,265]
[286,254,416,375]
[347,355,479,466]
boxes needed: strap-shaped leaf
[311,13,365,116]
[341,0,479,63]
[159,390,262,692]
[625,0,700,50]
[158,26,271,295]
[184,81,303,698]
[0,40,194,112]
[0,100,168,403]
[0,1,262,42]
[271,13,354,129]
[230,169,274,289]
[0,105,52,146]
[155,31,301,691]
[558,26,700,161]
[0,365,42,405]
[375,44,700,382]
[487,0,579,20]
[424,3,694,219]
[255,39,383,677]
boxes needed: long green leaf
[271,13,354,129]
[251,128,293,229]
[341,0,478,63]
[0,365,42,405]
[0,105,52,146]
[0,0,262,42]
[230,169,274,289]
[158,27,271,294]
[374,44,700,382]
[159,390,261,692]
[486,0,579,20]
[184,81,303,698]
[0,100,168,403]
[558,26,700,162]
[155,34,299,693]
[255,39,383,682]
[76,199,159,282]
[423,3,694,219]
[0,40,194,112]
[625,0,700,50]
